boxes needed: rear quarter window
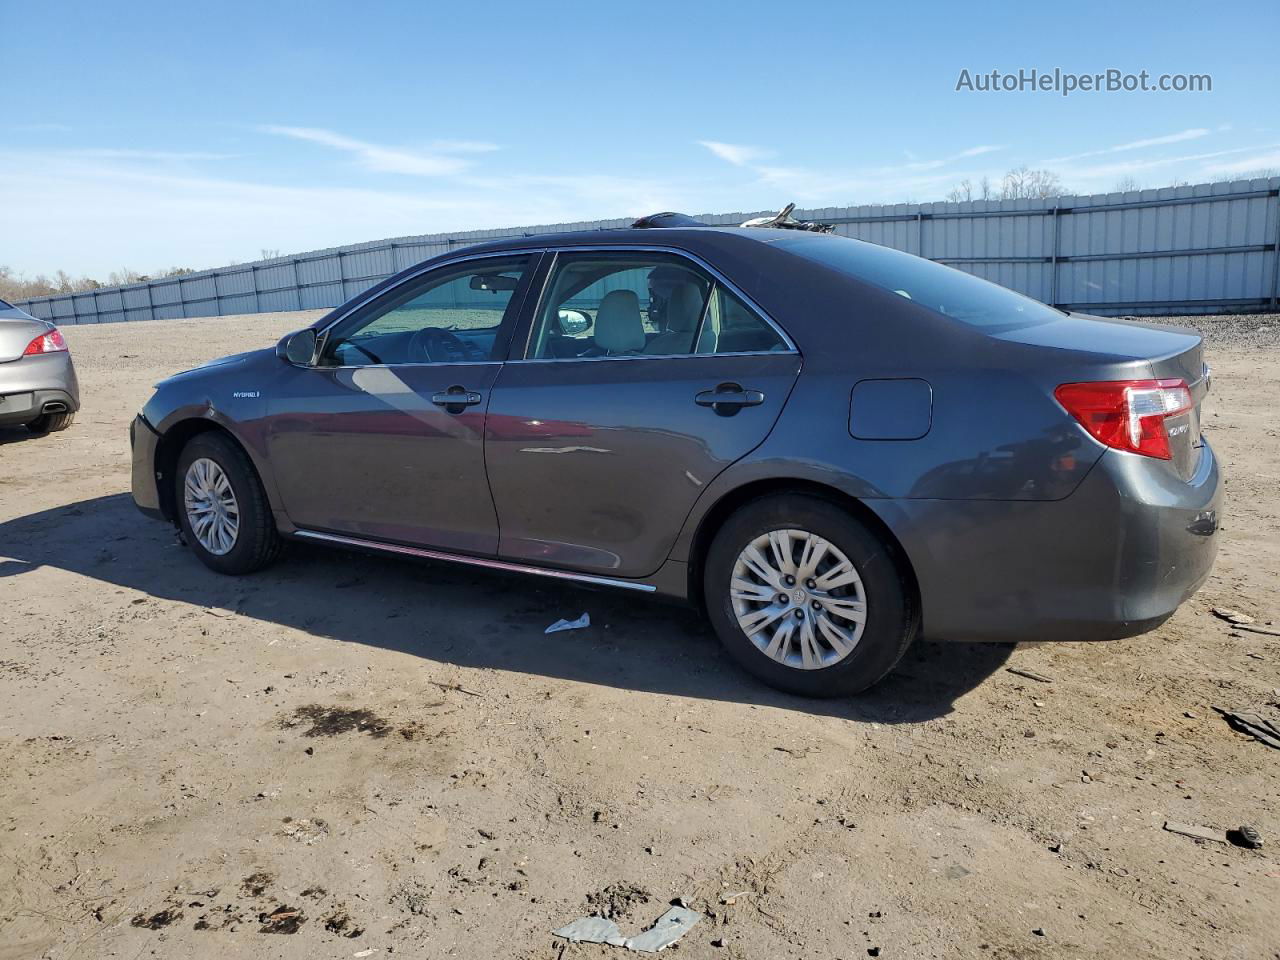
[782,234,1061,332]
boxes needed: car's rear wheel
[703,494,917,697]
[175,432,281,575]
[26,411,75,433]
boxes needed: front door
[484,250,802,578]
[265,253,537,554]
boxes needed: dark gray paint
[131,227,1221,643]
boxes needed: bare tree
[945,175,996,203]
[107,267,148,286]
[1113,176,1143,193]
[1000,166,1065,200]
[260,248,281,261]
[0,265,101,301]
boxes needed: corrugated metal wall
[17,177,1279,324]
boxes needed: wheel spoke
[817,595,866,624]
[740,545,783,590]
[731,577,776,603]
[815,614,858,656]
[766,531,796,577]
[795,534,830,580]
[798,616,822,669]
[813,560,859,591]
[739,603,789,637]
[764,618,795,660]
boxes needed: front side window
[322,255,531,366]
[526,252,787,359]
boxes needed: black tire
[26,411,75,433]
[174,431,282,575]
[703,494,917,697]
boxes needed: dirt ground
[1,310,1278,960]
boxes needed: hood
[156,348,268,386]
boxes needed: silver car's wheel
[730,528,867,670]
[183,457,240,556]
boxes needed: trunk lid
[995,312,1208,480]
[0,314,48,363]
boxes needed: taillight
[1055,379,1192,460]
[22,328,68,356]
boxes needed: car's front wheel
[175,431,282,575]
[703,494,917,697]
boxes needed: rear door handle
[695,382,765,416]
[430,385,483,412]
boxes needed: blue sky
[2,0,1277,276]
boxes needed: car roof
[459,225,817,256]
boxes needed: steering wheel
[408,327,470,364]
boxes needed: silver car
[0,298,79,433]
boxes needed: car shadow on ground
[1,494,1014,723]
[0,425,49,445]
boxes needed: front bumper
[871,440,1222,642]
[0,352,80,426]
[130,414,167,522]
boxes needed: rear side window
[525,252,789,360]
[783,234,1061,331]
[0,298,13,309]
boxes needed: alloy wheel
[729,528,867,670]
[183,457,240,556]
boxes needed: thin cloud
[1202,150,1280,175]
[260,125,491,176]
[1048,128,1209,164]
[697,140,768,167]
[73,148,236,162]
[0,147,695,275]
[1058,143,1280,182]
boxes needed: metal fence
[17,176,1280,324]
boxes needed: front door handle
[695,382,765,416]
[430,385,483,413]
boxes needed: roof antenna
[740,203,834,233]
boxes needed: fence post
[1050,204,1061,308]
[292,259,302,311]
[252,265,261,314]
[1272,188,1279,308]
[145,280,155,322]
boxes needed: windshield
[782,234,1062,331]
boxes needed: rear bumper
[130,415,167,522]
[0,353,80,425]
[871,441,1222,642]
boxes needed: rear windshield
[782,234,1061,331]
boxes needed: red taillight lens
[22,327,68,356]
[1055,379,1192,460]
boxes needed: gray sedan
[129,221,1220,697]
[0,298,79,433]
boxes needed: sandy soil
[1,311,1277,960]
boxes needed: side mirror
[557,308,592,336]
[276,328,318,365]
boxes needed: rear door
[264,253,539,554]
[484,249,802,578]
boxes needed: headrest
[593,289,645,352]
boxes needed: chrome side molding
[293,529,658,593]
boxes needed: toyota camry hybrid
[130,218,1221,697]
